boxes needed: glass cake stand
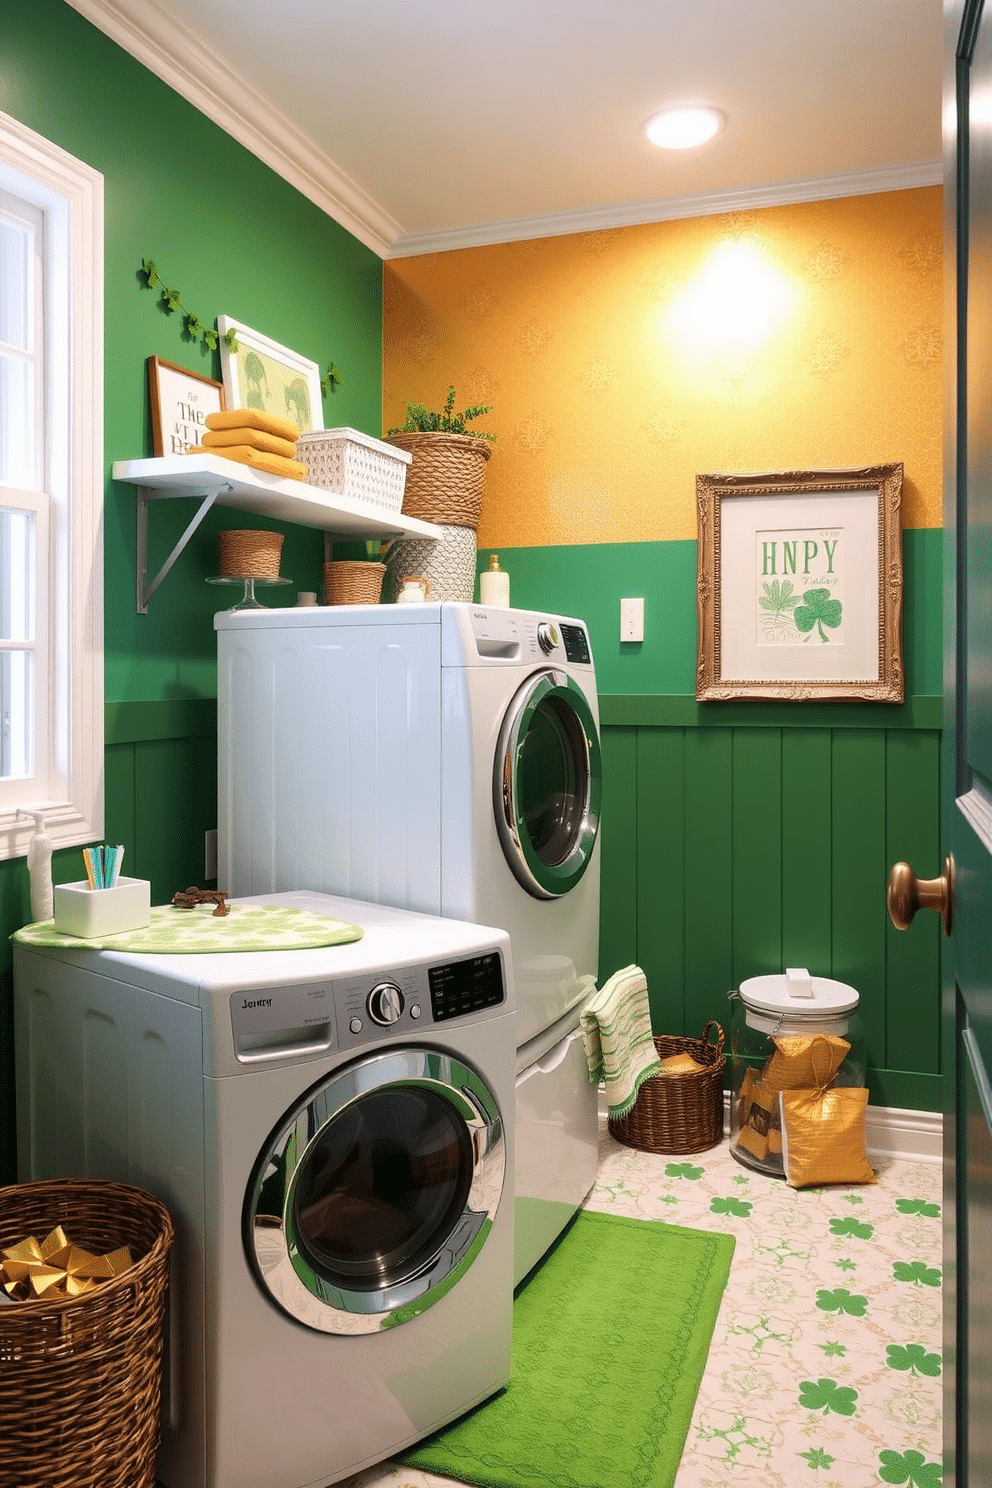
[206,575,292,610]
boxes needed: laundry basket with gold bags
[609,1021,726,1155]
[0,1178,174,1488]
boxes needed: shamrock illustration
[896,1198,940,1218]
[798,1377,858,1416]
[794,587,843,642]
[893,1260,941,1288]
[885,1343,941,1377]
[877,1448,943,1486]
[665,1162,704,1180]
[829,1216,874,1240]
[815,1287,868,1316]
[710,1196,753,1217]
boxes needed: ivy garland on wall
[138,259,343,395]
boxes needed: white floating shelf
[113,454,441,612]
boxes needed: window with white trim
[0,112,103,860]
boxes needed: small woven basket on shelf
[384,431,492,528]
[609,1021,726,1155]
[0,1178,173,1488]
[323,560,386,605]
[217,528,284,579]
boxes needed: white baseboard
[599,1088,943,1165]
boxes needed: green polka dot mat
[12,902,364,954]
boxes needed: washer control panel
[229,949,505,1061]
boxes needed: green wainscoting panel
[598,700,943,1111]
[731,728,783,983]
[635,728,687,1027]
[599,728,638,985]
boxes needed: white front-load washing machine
[13,891,515,1488]
[215,602,602,1284]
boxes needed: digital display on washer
[560,623,591,665]
[428,952,505,1021]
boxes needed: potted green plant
[384,386,495,528]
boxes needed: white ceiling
[68,0,943,258]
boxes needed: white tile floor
[348,1115,943,1488]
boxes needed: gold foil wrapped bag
[779,1086,876,1188]
[762,1033,850,1092]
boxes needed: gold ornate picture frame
[696,464,904,702]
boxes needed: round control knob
[537,622,560,654]
[367,981,405,1025]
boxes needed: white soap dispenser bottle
[480,553,510,608]
[20,809,54,922]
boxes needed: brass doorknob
[887,855,954,937]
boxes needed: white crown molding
[388,159,944,259]
[64,0,400,258]
[64,0,941,262]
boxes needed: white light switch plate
[620,596,644,642]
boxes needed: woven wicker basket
[217,528,284,578]
[0,1178,173,1488]
[296,428,411,513]
[323,560,385,605]
[384,432,492,528]
[609,1021,726,1155]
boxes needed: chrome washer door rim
[493,668,602,900]
[245,1047,505,1333]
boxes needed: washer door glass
[245,1047,505,1334]
[494,669,602,899]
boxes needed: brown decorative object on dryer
[609,1021,726,1155]
[171,886,230,916]
[323,558,386,605]
[217,528,284,579]
[0,1178,173,1488]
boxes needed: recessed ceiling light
[645,106,725,151]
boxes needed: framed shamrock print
[695,464,904,702]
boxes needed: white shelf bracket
[136,485,226,613]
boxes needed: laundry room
[0,3,946,1487]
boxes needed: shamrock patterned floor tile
[345,1116,942,1488]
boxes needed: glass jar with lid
[728,968,866,1178]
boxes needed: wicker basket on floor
[0,1178,173,1488]
[609,1021,726,1155]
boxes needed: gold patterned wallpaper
[383,187,942,549]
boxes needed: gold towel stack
[188,407,307,480]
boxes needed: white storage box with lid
[295,427,412,512]
[728,967,866,1177]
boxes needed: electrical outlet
[204,829,218,882]
[620,596,644,643]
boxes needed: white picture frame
[217,316,323,433]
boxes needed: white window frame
[0,110,103,860]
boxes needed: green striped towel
[580,964,662,1119]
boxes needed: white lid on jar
[738,967,860,1018]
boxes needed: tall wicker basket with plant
[384,386,495,528]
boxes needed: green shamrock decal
[886,1343,941,1377]
[893,1260,941,1288]
[665,1162,704,1180]
[815,1287,868,1316]
[798,1377,858,1416]
[794,587,843,642]
[896,1198,940,1218]
[829,1216,874,1240]
[710,1196,753,1217]
[877,1448,942,1486]
[799,1447,835,1469]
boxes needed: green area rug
[402,1209,735,1488]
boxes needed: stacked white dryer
[216,602,602,1283]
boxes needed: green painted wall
[0,0,384,1182]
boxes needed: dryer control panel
[229,949,506,1061]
